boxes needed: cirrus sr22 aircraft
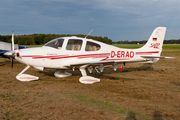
[4,27,173,84]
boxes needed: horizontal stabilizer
[141,56,175,59]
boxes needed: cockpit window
[66,39,82,51]
[85,41,101,51]
[44,39,64,49]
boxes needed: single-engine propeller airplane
[4,27,173,84]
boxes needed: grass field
[113,44,180,49]
[0,44,180,120]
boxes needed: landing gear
[16,65,39,81]
[79,65,100,84]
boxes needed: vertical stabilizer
[140,27,166,56]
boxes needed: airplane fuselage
[15,36,159,70]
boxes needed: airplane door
[43,39,64,68]
[62,39,83,65]
[66,39,83,52]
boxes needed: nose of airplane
[4,51,15,59]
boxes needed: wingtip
[164,57,175,59]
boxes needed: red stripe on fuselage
[100,58,130,61]
[21,53,110,60]
[136,51,159,55]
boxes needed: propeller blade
[11,31,14,51]
[11,58,14,69]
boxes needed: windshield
[44,39,64,49]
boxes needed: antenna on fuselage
[85,29,93,39]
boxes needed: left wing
[65,59,149,68]
[141,56,175,59]
[65,56,174,68]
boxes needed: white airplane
[4,27,173,84]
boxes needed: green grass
[70,94,126,113]
[162,44,180,49]
[60,90,127,113]
[113,44,143,49]
[59,90,151,120]
[113,44,180,49]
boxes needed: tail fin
[140,27,167,56]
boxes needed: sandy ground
[0,50,180,120]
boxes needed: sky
[0,0,180,42]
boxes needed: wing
[141,56,175,59]
[65,56,174,68]
[65,59,148,68]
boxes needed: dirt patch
[0,51,180,120]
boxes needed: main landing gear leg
[79,65,100,84]
[16,65,39,81]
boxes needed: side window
[44,39,64,49]
[66,39,82,51]
[85,41,101,51]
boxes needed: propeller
[11,31,15,70]
[11,52,16,69]
[4,52,15,72]
[4,31,15,70]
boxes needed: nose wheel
[16,65,39,81]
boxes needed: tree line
[1,33,180,45]
[113,39,180,44]
[0,34,112,45]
